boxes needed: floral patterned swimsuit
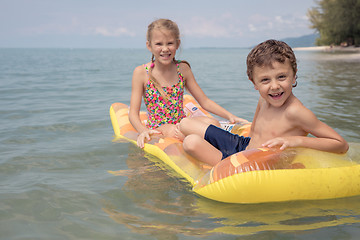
[143,63,186,129]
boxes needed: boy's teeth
[270,92,282,97]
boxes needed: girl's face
[252,59,297,108]
[146,29,180,65]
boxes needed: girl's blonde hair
[146,19,190,102]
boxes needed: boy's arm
[263,105,349,154]
[249,98,261,138]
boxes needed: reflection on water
[106,143,360,238]
[194,196,360,236]
[105,144,213,238]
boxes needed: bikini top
[143,63,186,129]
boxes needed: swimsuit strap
[144,62,183,85]
[176,61,185,85]
[144,64,150,74]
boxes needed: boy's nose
[270,80,280,89]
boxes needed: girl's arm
[181,63,248,123]
[129,66,160,148]
[263,104,349,154]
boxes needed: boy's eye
[278,75,286,80]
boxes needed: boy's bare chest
[254,107,291,137]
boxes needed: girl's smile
[146,29,180,65]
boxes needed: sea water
[1,48,360,239]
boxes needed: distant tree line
[308,0,360,46]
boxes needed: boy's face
[251,59,297,108]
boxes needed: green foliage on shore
[308,0,360,46]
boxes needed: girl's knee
[183,134,201,153]
[179,117,191,127]
[179,117,193,134]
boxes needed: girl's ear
[146,41,152,51]
[176,39,181,50]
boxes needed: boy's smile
[269,92,284,100]
[252,60,296,107]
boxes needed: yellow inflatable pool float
[110,95,360,204]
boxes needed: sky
[0,0,317,48]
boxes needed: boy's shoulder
[284,96,315,122]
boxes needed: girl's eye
[261,78,270,83]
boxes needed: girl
[129,19,246,148]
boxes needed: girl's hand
[174,123,185,141]
[262,137,302,150]
[229,115,249,125]
[137,129,162,148]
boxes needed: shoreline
[294,45,360,52]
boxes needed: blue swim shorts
[204,124,251,160]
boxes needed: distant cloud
[182,16,243,38]
[248,24,257,32]
[0,0,315,48]
[246,13,309,36]
[94,27,136,37]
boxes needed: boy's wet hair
[246,39,297,81]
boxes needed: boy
[179,39,349,166]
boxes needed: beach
[294,46,360,62]
[294,45,360,53]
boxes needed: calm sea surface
[1,48,360,239]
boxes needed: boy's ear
[292,69,298,84]
[249,78,258,90]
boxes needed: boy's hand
[262,137,302,150]
[137,129,162,148]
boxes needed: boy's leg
[180,118,223,166]
[192,116,221,127]
[183,134,222,166]
[179,117,210,138]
